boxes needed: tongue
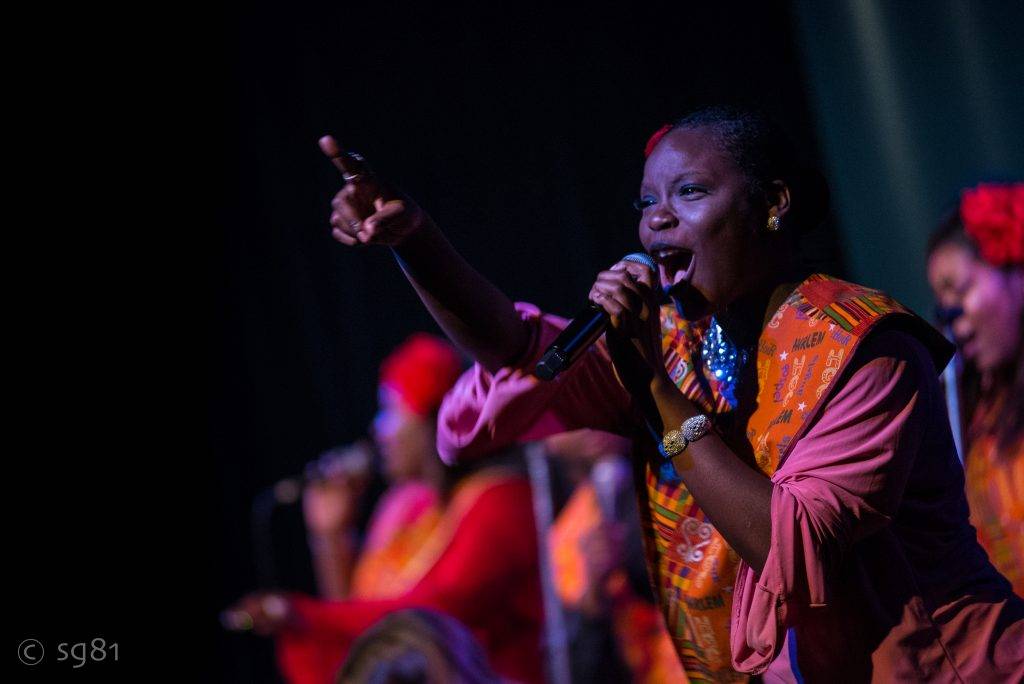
[658,264,688,288]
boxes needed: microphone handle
[535,304,608,381]
[534,252,655,381]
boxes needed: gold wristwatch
[660,414,712,458]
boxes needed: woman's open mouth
[651,246,695,291]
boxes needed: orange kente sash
[963,391,1024,597]
[637,274,945,682]
[350,469,520,599]
[350,500,442,598]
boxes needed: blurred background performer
[544,430,687,683]
[226,357,544,684]
[303,334,459,602]
[926,182,1024,598]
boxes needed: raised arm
[319,136,529,373]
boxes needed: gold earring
[767,215,781,232]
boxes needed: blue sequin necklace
[701,317,749,408]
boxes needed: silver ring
[343,172,364,183]
[345,151,365,162]
[348,219,362,230]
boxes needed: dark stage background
[213,2,1022,681]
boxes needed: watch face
[682,414,710,442]
[662,429,686,456]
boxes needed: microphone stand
[941,322,965,466]
[525,442,572,684]
[251,487,281,588]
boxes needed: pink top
[437,303,1024,681]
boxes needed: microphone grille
[622,252,656,271]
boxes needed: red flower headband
[960,183,1024,267]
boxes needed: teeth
[656,250,690,260]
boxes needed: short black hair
[671,105,830,233]
[927,204,978,258]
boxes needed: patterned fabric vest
[636,274,949,682]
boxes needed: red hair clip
[644,124,674,158]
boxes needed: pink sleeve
[730,329,931,673]
[436,302,635,464]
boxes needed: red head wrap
[644,123,674,158]
[379,333,463,417]
[960,183,1024,267]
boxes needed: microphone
[270,440,374,505]
[535,252,657,381]
[250,440,375,587]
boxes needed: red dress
[276,470,543,684]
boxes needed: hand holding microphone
[270,440,373,506]
[537,252,668,393]
[301,441,374,536]
[536,253,657,380]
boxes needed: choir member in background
[927,182,1023,598]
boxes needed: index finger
[318,135,371,180]
[610,259,655,288]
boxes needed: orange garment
[550,482,688,683]
[349,482,441,598]
[965,390,1024,597]
[549,482,602,606]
